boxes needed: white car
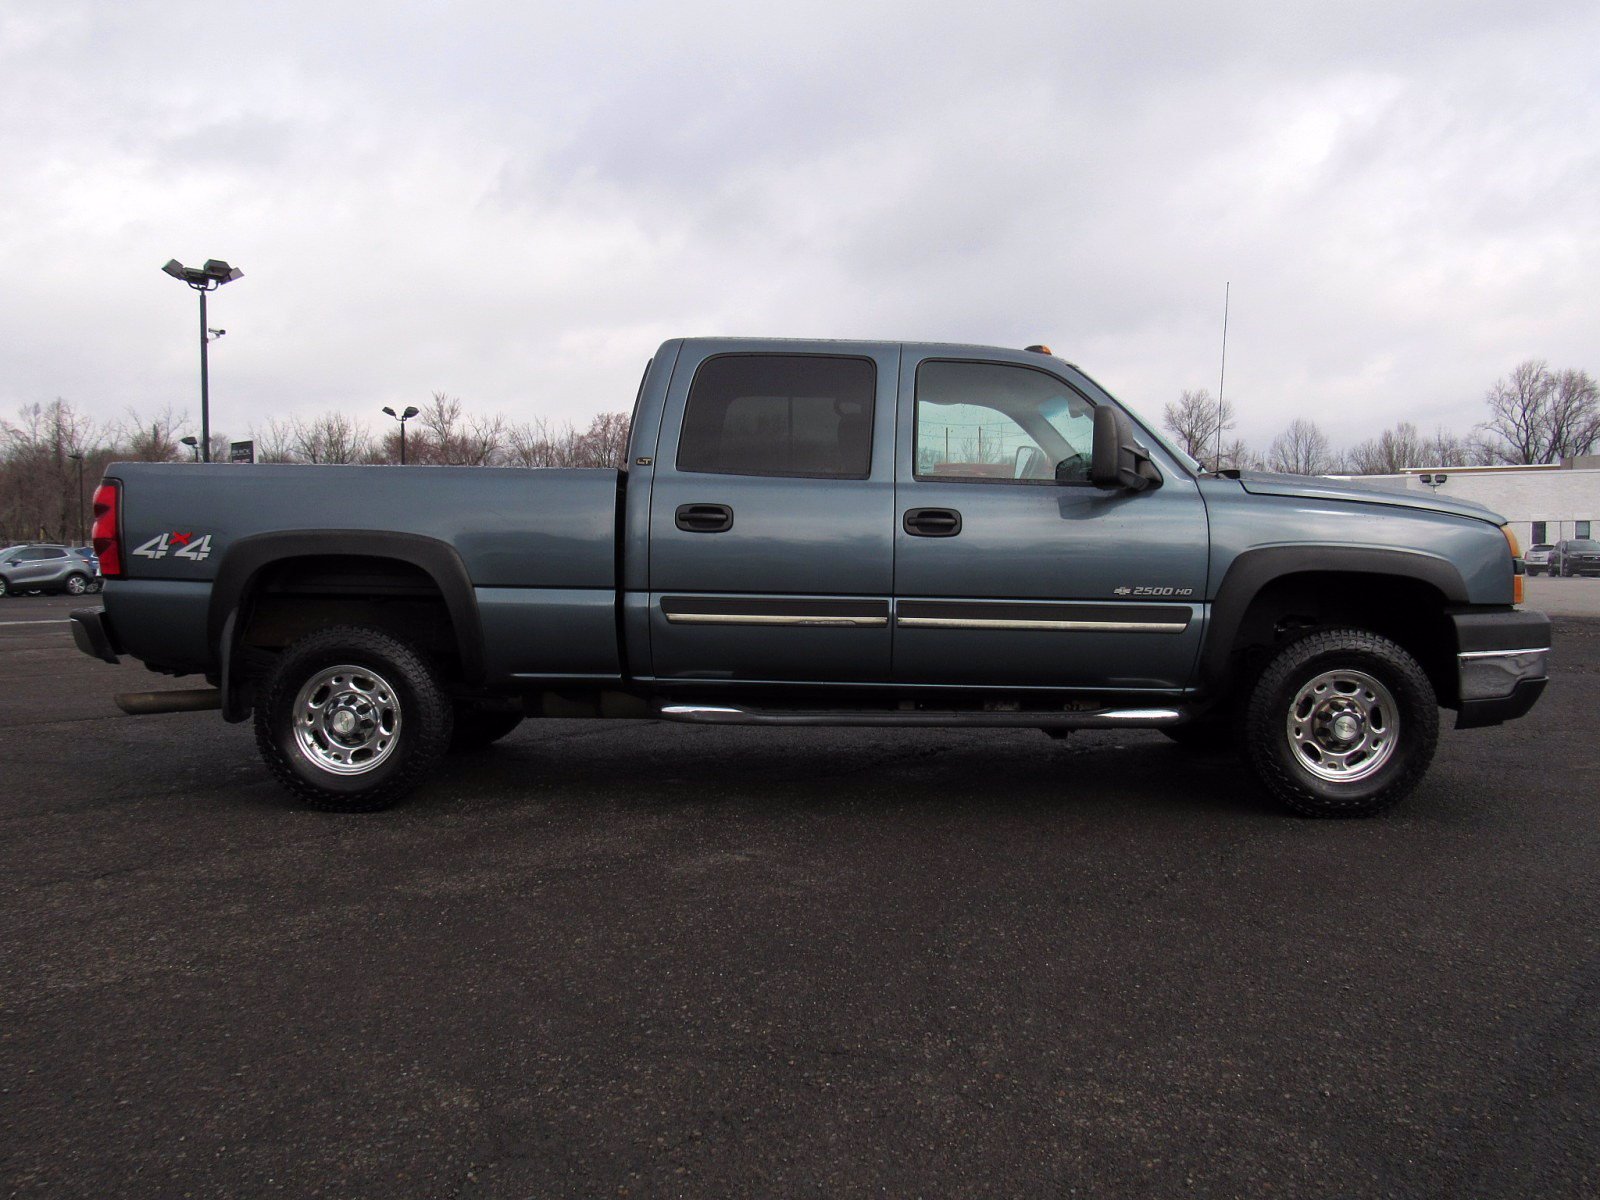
[1524,543,1554,576]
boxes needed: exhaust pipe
[115,688,223,715]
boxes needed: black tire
[253,625,453,812]
[88,577,104,593]
[450,704,525,751]
[64,573,89,596]
[0,576,11,598]
[1242,629,1438,818]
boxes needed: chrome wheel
[65,574,87,595]
[1286,668,1398,782]
[291,664,402,776]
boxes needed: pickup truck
[71,337,1550,817]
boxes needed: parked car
[71,337,1549,819]
[72,546,104,592]
[1550,538,1600,577]
[0,543,99,597]
[1523,543,1553,576]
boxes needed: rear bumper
[70,607,121,665]
[1451,609,1550,729]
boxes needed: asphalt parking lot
[3,589,1599,1199]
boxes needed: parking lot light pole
[162,258,243,463]
[67,452,85,544]
[180,436,201,462]
[382,405,420,464]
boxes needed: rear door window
[677,355,875,479]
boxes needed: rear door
[892,352,1210,692]
[647,342,899,683]
[17,547,68,588]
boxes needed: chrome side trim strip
[665,613,888,627]
[1457,647,1551,659]
[897,616,1187,633]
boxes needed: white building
[1337,457,1599,548]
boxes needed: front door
[647,342,899,683]
[892,354,1210,692]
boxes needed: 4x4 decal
[131,532,214,562]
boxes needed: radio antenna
[1215,282,1230,472]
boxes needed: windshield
[0,545,26,560]
[1568,540,1600,551]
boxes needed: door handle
[675,503,734,533]
[903,507,962,537]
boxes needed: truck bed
[105,462,624,681]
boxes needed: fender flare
[1200,545,1469,688]
[209,531,486,711]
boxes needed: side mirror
[1090,406,1160,492]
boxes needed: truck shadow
[431,723,1283,821]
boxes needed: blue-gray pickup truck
[72,338,1550,817]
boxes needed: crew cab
[71,338,1550,817]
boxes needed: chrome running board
[655,704,1183,729]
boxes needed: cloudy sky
[2,0,1596,451]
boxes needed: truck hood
[1233,471,1505,525]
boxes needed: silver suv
[0,544,100,598]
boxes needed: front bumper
[70,607,121,665]
[1451,609,1550,729]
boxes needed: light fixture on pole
[162,257,243,462]
[180,435,201,462]
[382,405,420,464]
[67,452,86,544]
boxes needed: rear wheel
[1242,629,1438,818]
[254,625,453,812]
[64,573,88,595]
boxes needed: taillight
[91,480,123,578]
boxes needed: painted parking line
[0,619,71,627]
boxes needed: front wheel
[1242,629,1438,818]
[254,625,454,812]
[0,577,11,598]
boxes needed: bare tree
[1346,421,1427,474]
[1480,360,1600,464]
[1217,437,1259,472]
[1267,419,1336,475]
[251,419,299,463]
[505,417,566,467]
[0,399,111,543]
[572,412,631,467]
[292,412,370,464]
[118,406,188,463]
[1162,389,1235,469]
